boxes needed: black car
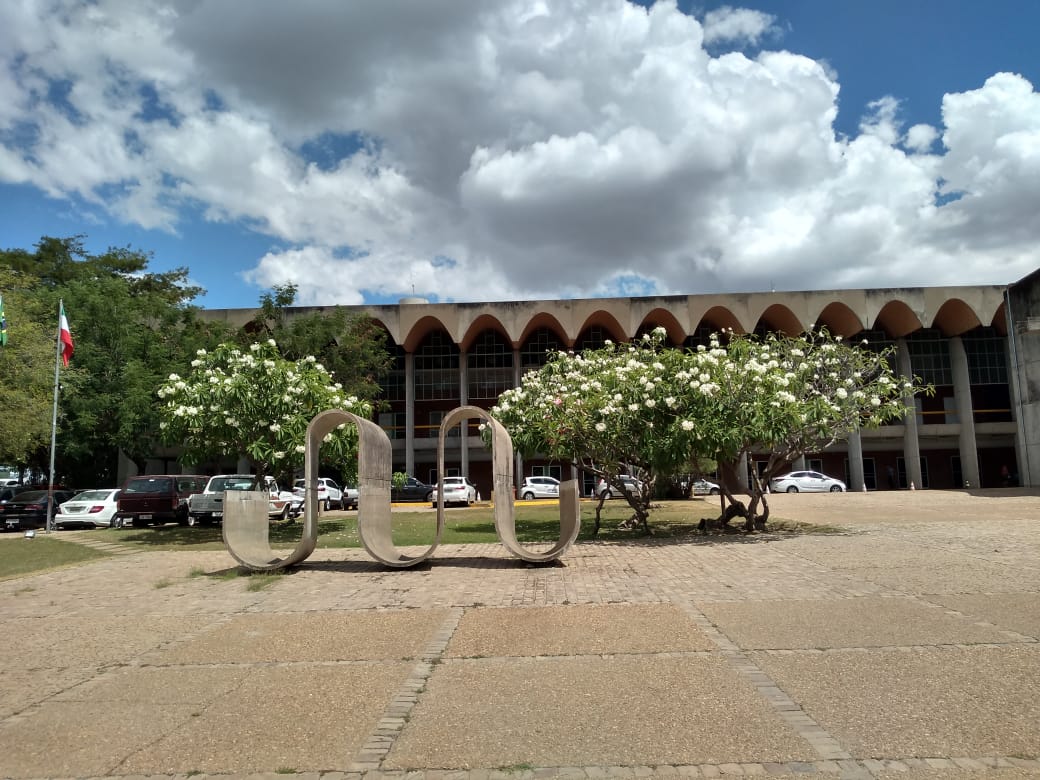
[0,485,33,505]
[391,475,435,503]
[1,489,76,531]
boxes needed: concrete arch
[873,300,924,338]
[635,308,686,345]
[814,301,865,338]
[402,315,454,353]
[931,298,984,337]
[753,303,802,336]
[991,300,1008,336]
[575,310,627,346]
[696,305,744,335]
[518,312,570,349]
[459,314,512,352]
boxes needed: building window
[428,410,463,438]
[380,344,406,402]
[414,330,460,401]
[907,329,952,386]
[520,327,564,371]
[963,327,1008,385]
[378,412,406,440]
[468,330,514,399]
[576,326,611,353]
[532,464,563,480]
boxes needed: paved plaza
[1,490,1039,780]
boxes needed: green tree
[247,283,392,403]
[0,267,62,468]
[0,236,231,485]
[157,340,372,484]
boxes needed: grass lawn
[0,535,111,581]
[74,498,838,553]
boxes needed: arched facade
[204,281,1035,494]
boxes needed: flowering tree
[683,330,924,529]
[492,330,702,533]
[157,340,371,483]
[492,328,926,533]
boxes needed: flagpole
[46,299,63,534]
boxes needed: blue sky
[1,1,1037,310]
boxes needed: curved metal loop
[437,405,580,563]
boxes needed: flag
[0,296,7,347]
[59,303,73,366]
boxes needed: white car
[691,479,721,496]
[431,477,478,507]
[596,475,644,499]
[56,489,120,528]
[770,470,846,493]
[293,477,344,511]
[519,476,561,500]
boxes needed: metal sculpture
[223,406,581,571]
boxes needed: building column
[793,455,807,471]
[235,455,250,474]
[949,335,981,488]
[405,352,415,477]
[459,351,469,477]
[897,338,924,488]
[847,430,865,491]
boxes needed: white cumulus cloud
[0,0,1038,307]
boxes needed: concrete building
[199,274,1040,498]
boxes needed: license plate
[139,514,152,520]
[214,512,222,518]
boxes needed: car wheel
[786,485,799,493]
[522,491,535,500]
[830,485,843,492]
[280,504,290,520]
[425,491,434,502]
[321,499,330,512]
[111,516,123,529]
[187,515,199,527]
[709,488,720,496]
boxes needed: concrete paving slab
[751,645,1040,758]
[0,614,216,668]
[51,665,249,704]
[697,597,1015,649]
[148,609,450,664]
[875,771,1040,779]
[446,604,716,657]
[0,700,200,778]
[384,656,816,770]
[0,666,99,718]
[847,563,1029,595]
[929,593,1040,639]
[117,663,412,775]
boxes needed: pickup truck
[186,475,299,526]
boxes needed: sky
[1,1,1038,311]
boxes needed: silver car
[770,471,846,493]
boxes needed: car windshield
[71,490,113,501]
[124,477,172,494]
